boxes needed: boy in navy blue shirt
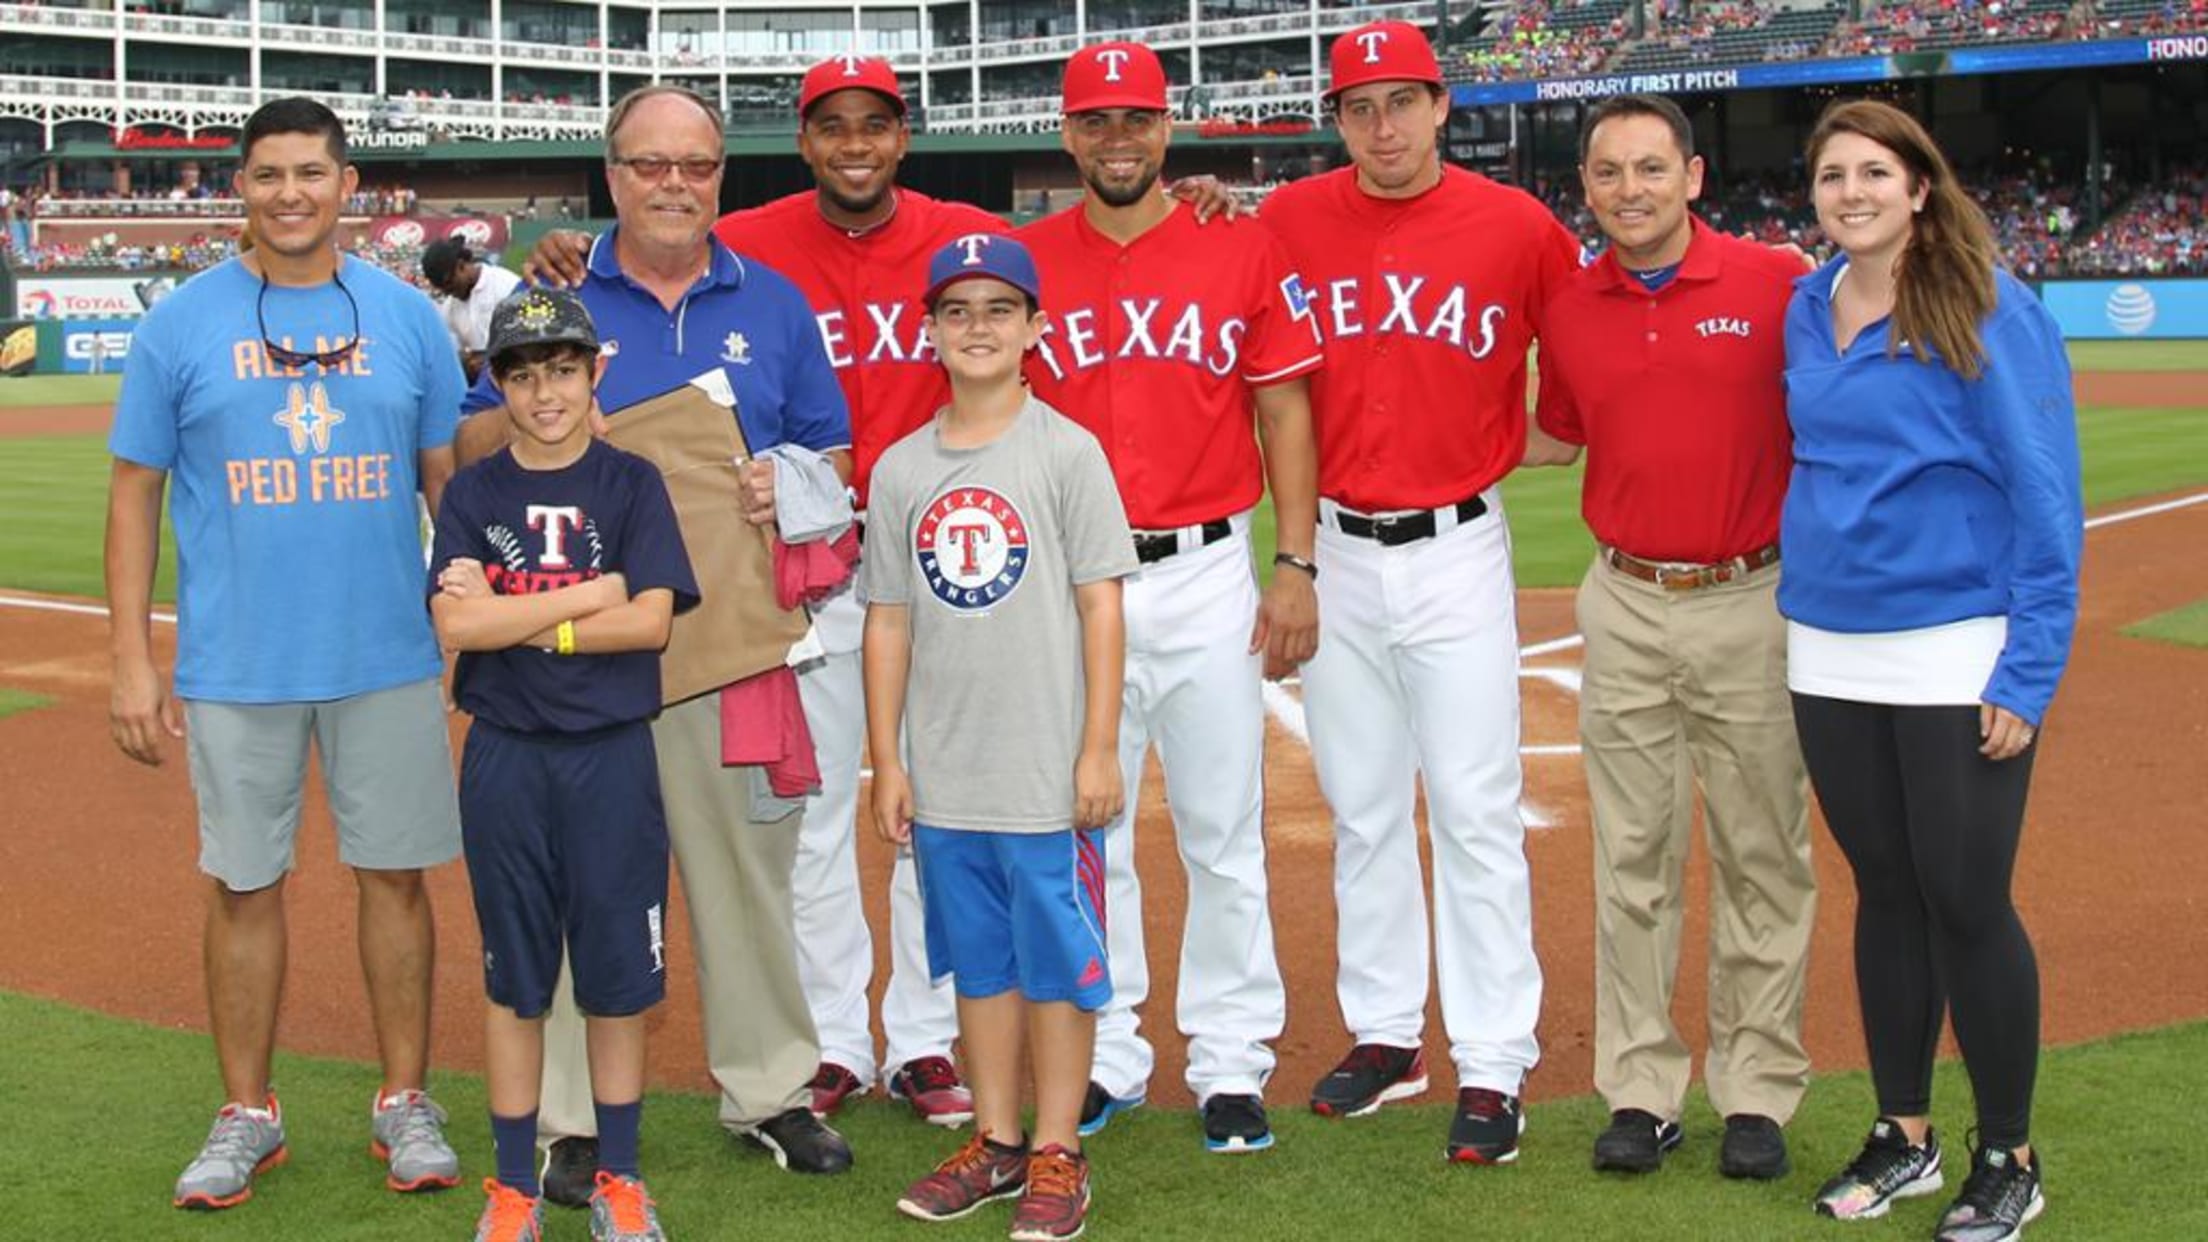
[429,287,699,1242]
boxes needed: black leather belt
[1331,495,1488,547]
[1133,519,1232,564]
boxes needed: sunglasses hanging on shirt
[258,268,362,370]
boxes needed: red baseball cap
[1061,42,1169,114]
[798,54,906,118]
[1325,21,1444,101]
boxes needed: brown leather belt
[1603,543,1780,591]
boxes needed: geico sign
[66,330,134,360]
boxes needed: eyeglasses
[258,269,361,370]
[609,155,725,182]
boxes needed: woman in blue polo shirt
[1780,99,2081,1242]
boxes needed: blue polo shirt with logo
[464,230,851,457]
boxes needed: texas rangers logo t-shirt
[862,399,1137,831]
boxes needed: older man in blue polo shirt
[456,84,856,1199]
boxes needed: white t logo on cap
[835,54,864,77]
[955,233,992,267]
[1096,48,1131,81]
[1356,31,1390,63]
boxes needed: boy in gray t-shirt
[864,235,1135,1240]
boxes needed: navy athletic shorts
[458,719,670,1019]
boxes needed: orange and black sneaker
[1009,1144,1091,1241]
[896,1132,1028,1222]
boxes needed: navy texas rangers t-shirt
[429,438,700,734]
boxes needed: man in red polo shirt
[1527,93,1815,1183]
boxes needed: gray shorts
[185,678,462,892]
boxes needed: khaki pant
[539,691,817,1136]
[1577,553,1815,1122]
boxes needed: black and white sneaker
[1201,1094,1274,1154]
[742,1107,854,1175]
[1446,1088,1525,1165]
[1813,1118,1944,1220]
[1309,1044,1428,1118]
[1935,1142,2044,1242]
[1592,1108,1682,1174]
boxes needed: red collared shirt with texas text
[714,188,1007,505]
[1259,165,1582,512]
[1015,204,1323,530]
[1538,218,1802,563]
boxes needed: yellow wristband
[555,620,577,656]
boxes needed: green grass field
[2123,597,2208,649]
[2,991,2201,1241]
[0,687,53,719]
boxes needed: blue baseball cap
[924,233,1043,310]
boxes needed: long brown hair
[1806,99,1998,380]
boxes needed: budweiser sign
[113,127,234,151]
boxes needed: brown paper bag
[603,379,810,707]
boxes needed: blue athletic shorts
[913,824,1111,1011]
[458,719,670,1019]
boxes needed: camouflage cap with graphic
[485,286,598,367]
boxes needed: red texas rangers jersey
[715,189,1007,504]
[1260,165,1582,512]
[1014,204,1324,530]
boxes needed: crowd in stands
[2085,0,2208,36]
[1461,2,1617,82]
[1827,0,2068,57]
[1524,162,2206,278]
[13,184,421,217]
[2064,167,2208,275]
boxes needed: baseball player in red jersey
[714,56,1008,1128]
[1528,94,1815,1181]
[1259,20,1580,1164]
[1014,40,1324,1154]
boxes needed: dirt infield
[3,495,2205,1114]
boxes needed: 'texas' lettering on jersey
[1030,298,1250,381]
[816,301,937,369]
[1317,274,1512,358]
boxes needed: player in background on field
[1525,93,1817,1182]
[1013,39,1325,1155]
[1258,21,1580,1164]
[866,234,1136,1242]
[430,287,699,1242]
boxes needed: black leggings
[1791,695,2041,1149]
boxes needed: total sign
[17,278,144,319]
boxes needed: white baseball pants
[1092,527,1286,1104]
[794,584,959,1084]
[1300,491,1542,1095]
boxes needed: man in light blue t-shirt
[105,98,468,1213]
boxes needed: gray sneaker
[588,1172,668,1242]
[371,1088,461,1192]
[173,1097,288,1209]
